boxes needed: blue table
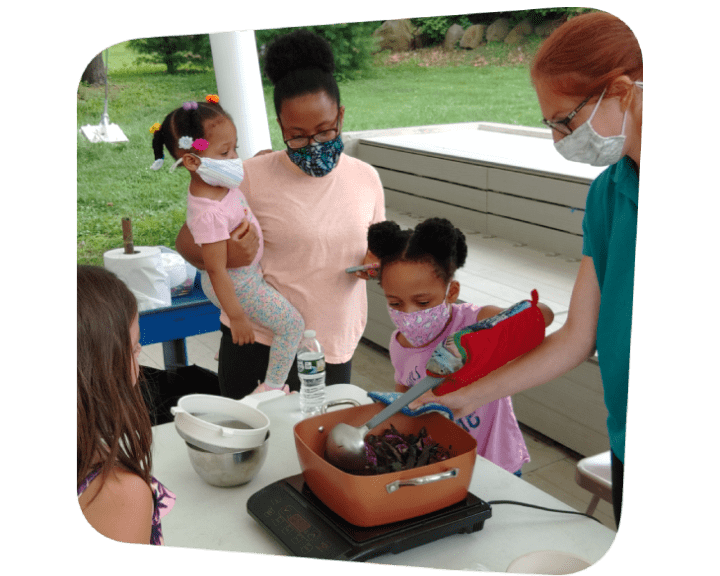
[138,272,220,369]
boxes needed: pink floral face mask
[388,289,451,347]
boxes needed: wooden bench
[343,123,611,457]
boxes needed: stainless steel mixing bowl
[185,434,269,487]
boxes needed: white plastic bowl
[506,550,591,574]
[171,394,271,453]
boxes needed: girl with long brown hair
[77,265,175,544]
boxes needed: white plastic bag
[103,246,197,311]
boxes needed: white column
[209,31,272,160]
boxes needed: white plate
[506,550,591,574]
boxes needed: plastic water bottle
[297,330,326,418]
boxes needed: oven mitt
[367,391,455,419]
[427,289,546,396]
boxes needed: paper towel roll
[104,246,171,311]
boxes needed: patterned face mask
[388,287,452,348]
[286,135,344,177]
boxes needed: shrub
[410,8,596,46]
[411,15,473,46]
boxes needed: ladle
[325,374,445,472]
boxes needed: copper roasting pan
[293,403,477,527]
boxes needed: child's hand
[229,314,256,346]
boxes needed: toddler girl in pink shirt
[150,97,304,394]
[367,218,553,475]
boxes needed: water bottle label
[297,357,325,375]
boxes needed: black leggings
[217,323,352,399]
[611,450,624,528]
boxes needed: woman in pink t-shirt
[175,30,385,398]
[367,218,554,475]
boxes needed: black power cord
[487,500,604,524]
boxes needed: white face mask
[171,154,245,189]
[554,84,639,167]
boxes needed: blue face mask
[287,135,344,177]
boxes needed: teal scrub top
[582,155,638,463]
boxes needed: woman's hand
[354,250,380,281]
[416,384,479,419]
[175,219,259,270]
[226,219,259,269]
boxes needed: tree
[81,52,107,85]
[127,35,212,74]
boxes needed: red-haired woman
[410,11,642,528]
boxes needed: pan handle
[321,399,361,414]
[385,468,460,494]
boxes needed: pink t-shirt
[186,187,264,269]
[390,302,530,474]
[239,151,385,363]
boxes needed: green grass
[77,39,545,265]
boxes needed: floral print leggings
[201,262,304,387]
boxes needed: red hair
[531,11,642,99]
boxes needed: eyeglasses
[281,113,341,150]
[542,95,592,136]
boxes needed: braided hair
[367,218,468,285]
[151,100,232,168]
[264,29,341,116]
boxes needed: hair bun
[264,29,335,85]
[411,218,465,265]
[368,220,410,259]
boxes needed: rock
[459,24,486,49]
[444,23,465,50]
[373,19,417,52]
[505,19,534,44]
[534,19,564,37]
[486,17,511,42]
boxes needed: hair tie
[206,94,219,104]
[149,122,161,134]
[150,158,165,171]
[178,136,194,149]
[192,138,209,151]
[183,101,199,111]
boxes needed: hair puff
[367,220,410,260]
[369,217,467,284]
[264,29,335,85]
[407,218,467,270]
